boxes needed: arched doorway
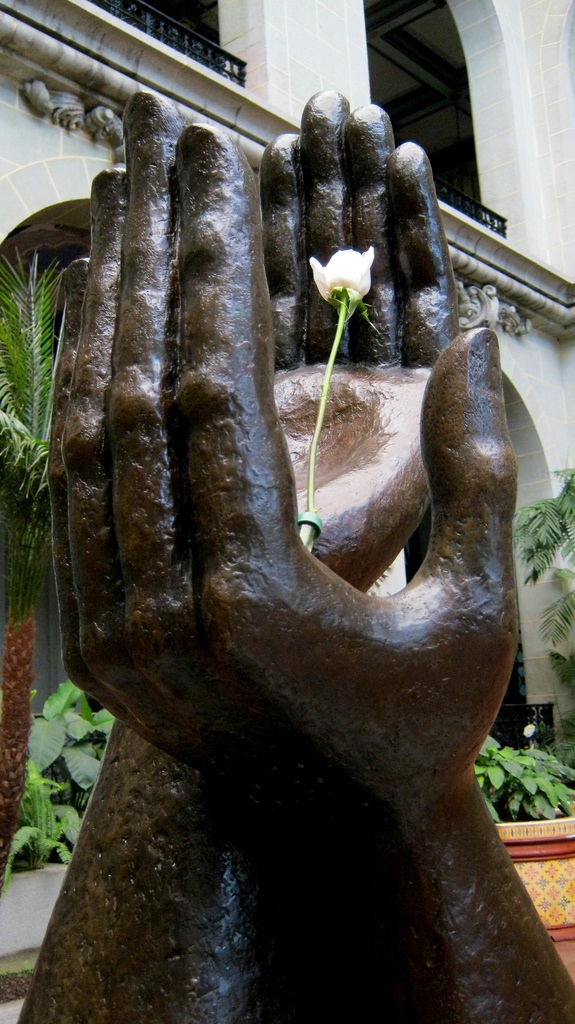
[364,0,479,199]
[0,201,91,708]
[502,376,573,733]
[0,199,91,277]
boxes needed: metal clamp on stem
[298,511,322,537]
[298,511,323,551]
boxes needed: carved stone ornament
[498,301,532,336]
[456,278,532,336]
[23,80,125,164]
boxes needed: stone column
[218,0,370,121]
[450,0,575,276]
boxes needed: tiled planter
[497,817,575,941]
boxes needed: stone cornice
[442,204,575,337]
[0,0,297,165]
[455,280,532,338]
[3,0,575,338]
[24,78,125,162]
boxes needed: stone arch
[532,0,575,270]
[503,375,553,508]
[555,0,575,269]
[0,196,92,707]
[0,199,90,273]
[0,156,107,243]
[502,376,571,718]
[498,327,567,482]
[447,0,536,252]
[568,0,575,100]
[558,0,575,114]
[447,0,575,270]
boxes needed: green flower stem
[299,292,349,551]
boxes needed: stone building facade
[0,0,574,726]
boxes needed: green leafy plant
[29,679,114,815]
[3,761,75,891]
[475,736,575,822]
[0,254,62,890]
[514,470,575,767]
[2,681,113,891]
[549,710,575,769]
[514,469,575,687]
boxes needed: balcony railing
[92,0,246,87]
[436,179,507,238]
[491,702,555,749]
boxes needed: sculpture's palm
[264,93,458,587]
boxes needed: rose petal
[310,247,375,301]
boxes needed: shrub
[475,735,575,822]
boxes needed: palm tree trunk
[0,614,34,891]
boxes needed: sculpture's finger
[61,170,132,716]
[177,124,297,578]
[62,161,191,743]
[300,92,352,361]
[345,104,398,364]
[260,134,306,370]
[49,259,96,690]
[389,143,458,367]
[422,328,517,600]
[107,93,187,619]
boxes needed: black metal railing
[435,179,507,238]
[491,703,555,749]
[92,0,246,87]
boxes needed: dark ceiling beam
[368,40,452,96]
[385,27,466,90]
[368,38,471,115]
[365,0,446,35]
[382,86,458,132]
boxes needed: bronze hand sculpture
[21,92,575,1023]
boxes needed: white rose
[309,247,374,302]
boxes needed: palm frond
[549,650,575,691]
[552,567,575,587]
[515,471,575,583]
[541,590,575,646]
[514,499,567,582]
[0,409,50,482]
[556,472,575,564]
[562,529,575,568]
[0,254,61,621]
[556,469,575,507]
[560,709,575,739]
[0,255,59,443]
